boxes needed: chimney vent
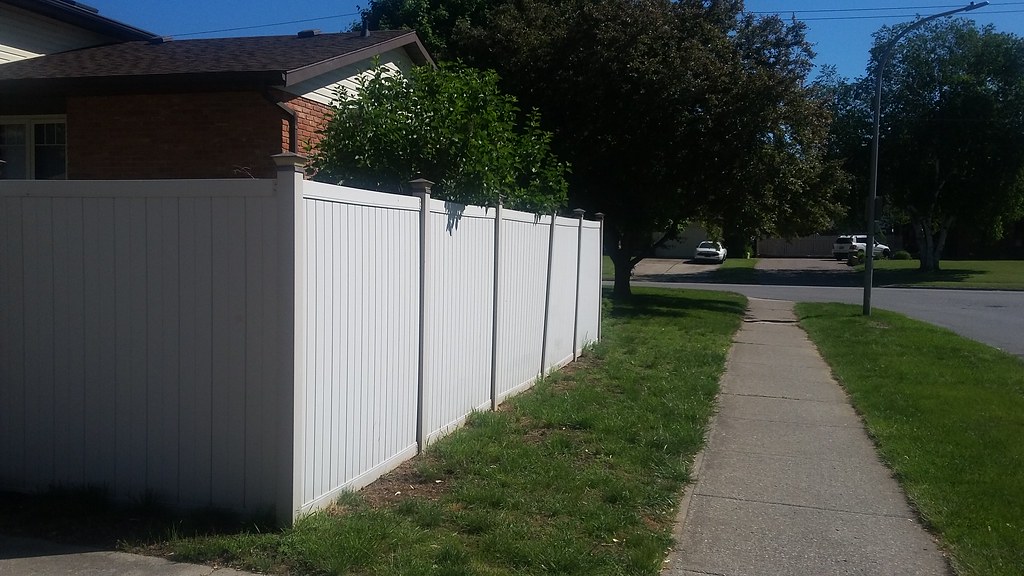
[297,29,321,38]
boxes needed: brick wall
[67,91,287,179]
[277,91,333,158]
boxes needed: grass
[710,257,758,284]
[796,303,1024,576]
[75,287,742,575]
[603,255,614,280]
[865,259,1024,290]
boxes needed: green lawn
[710,257,758,284]
[148,288,746,575]
[797,303,1024,576]
[867,259,1024,290]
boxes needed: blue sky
[92,1,1024,79]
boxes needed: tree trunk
[917,219,936,271]
[914,217,951,272]
[610,248,633,300]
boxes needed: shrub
[893,250,912,260]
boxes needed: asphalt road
[627,259,1024,358]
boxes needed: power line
[166,3,1020,38]
[800,8,1024,21]
[750,2,1024,15]
[171,11,361,37]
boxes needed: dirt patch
[355,454,451,510]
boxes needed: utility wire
[168,3,1019,38]
[800,9,1023,21]
[171,11,361,37]
[750,2,1024,14]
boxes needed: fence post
[271,152,306,526]
[489,200,503,410]
[571,209,586,360]
[595,213,605,341]
[409,178,433,453]
[540,212,557,375]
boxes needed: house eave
[283,31,435,87]
[0,70,288,96]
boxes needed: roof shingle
[0,30,429,90]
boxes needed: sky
[90,1,1024,80]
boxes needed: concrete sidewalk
[663,298,950,576]
[0,535,258,575]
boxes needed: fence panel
[494,211,551,402]
[544,216,581,373]
[298,182,421,512]
[0,180,285,513]
[576,221,603,353]
[423,200,496,443]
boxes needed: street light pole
[863,1,988,316]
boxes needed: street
[628,258,1024,358]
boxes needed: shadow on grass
[872,267,985,287]
[633,260,862,287]
[0,488,273,552]
[604,287,747,320]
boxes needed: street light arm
[876,2,989,71]
[863,1,987,316]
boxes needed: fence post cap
[593,212,605,221]
[572,208,586,218]
[272,152,307,171]
[408,178,434,195]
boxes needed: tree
[310,63,568,213]
[363,0,845,297]
[838,20,1024,271]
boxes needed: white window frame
[0,114,67,179]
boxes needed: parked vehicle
[833,235,890,260]
[694,241,727,263]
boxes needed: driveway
[626,258,1024,358]
[754,257,859,286]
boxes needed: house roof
[2,0,156,42]
[0,29,433,93]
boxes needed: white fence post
[490,200,503,411]
[409,179,433,453]
[572,209,586,360]
[271,152,307,526]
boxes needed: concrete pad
[0,535,255,575]
[732,323,808,346]
[745,298,799,322]
[719,365,848,402]
[708,415,879,462]
[716,393,861,427]
[729,341,825,369]
[672,495,949,576]
[695,450,912,516]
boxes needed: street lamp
[863,1,988,316]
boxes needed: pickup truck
[833,235,891,260]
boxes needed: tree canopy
[310,63,569,213]
[363,0,846,296]
[828,20,1024,270]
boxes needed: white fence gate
[0,154,603,524]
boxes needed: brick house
[0,1,432,180]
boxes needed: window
[0,116,66,180]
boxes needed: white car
[694,241,727,263]
[833,235,891,260]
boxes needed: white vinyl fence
[0,154,603,524]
